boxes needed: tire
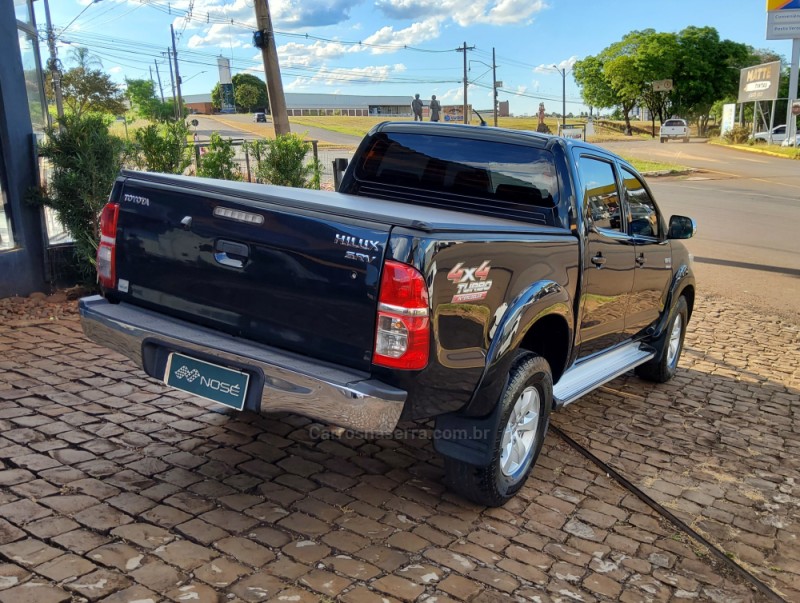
[682,137,689,143]
[444,353,552,507]
[636,296,688,383]
[660,137,665,143]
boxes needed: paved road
[191,114,362,147]
[1,293,792,602]
[601,140,800,320]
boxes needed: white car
[659,119,690,143]
[753,125,787,144]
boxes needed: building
[184,92,418,117]
[1,0,49,297]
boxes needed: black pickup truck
[80,122,696,506]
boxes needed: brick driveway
[0,293,796,602]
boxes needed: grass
[711,139,800,159]
[108,117,152,140]
[620,155,688,174]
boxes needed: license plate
[164,353,250,411]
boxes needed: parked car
[753,125,787,144]
[253,112,267,123]
[80,122,696,506]
[659,119,690,143]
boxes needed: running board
[553,342,655,407]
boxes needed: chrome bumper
[78,296,406,434]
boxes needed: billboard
[737,61,781,102]
[766,0,800,40]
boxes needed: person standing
[429,95,441,122]
[412,94,424,121]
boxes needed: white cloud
[361,18,441,53]
[534,56,578,74]
[277,40,355,67]
[376,0,547,26]
[109,66,123,74]
[285,64,408,89]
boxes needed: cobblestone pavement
[0,293,795,602]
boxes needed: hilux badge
[334,234,380,252]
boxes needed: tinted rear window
[355,132,558,210]
[664,120,685,127]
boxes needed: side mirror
[667,215,696,239]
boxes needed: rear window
[663,120,686,127]
[354,132,559,220]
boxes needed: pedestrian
[412,94,424,121]
[429,95,441,122]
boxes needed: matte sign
[738,61,782,102]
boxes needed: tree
[61,66,126,117]
[68,46,103,71]
[197,133,241,180]
[211,73,268,112]
[125,78,179,122]
[133,121,191,174]
[125,78,161,119]
[672,27,750,135]
[235,83,260,113]
[34,114,127,281]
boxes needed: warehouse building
[184,92,422,117]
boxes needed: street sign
[652,79,673,92]
[191,119,199,127]
[495,80,503,88]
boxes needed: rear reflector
[97,203,120,289]
[374,260,430,370]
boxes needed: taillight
[97,203,119,289]
[374,260,430,370]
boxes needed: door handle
[214,240,249,269]
[591,253,606,267]
[636,253,646,266]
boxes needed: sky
[38,0,795,116]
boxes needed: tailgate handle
[214,240,249,269]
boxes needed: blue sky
[39,0,793,116]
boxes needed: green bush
[197,133,241,181]
[723,124,751,145]
[133,120,191,173]
[35,113,127,283]
[252,133,321,189]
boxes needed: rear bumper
[79,296,407,434]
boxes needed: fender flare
[434,280,572,466]
[651,263,694,340]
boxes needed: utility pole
[253,0,290,135]
[171,24,184,120]
[457,42,474,124]
[165,48,177,119]
[154,59,165,102]
[42,0,64,123]
[492,48,498,127]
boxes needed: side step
[553,341,654,407]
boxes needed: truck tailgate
[111,173,389,372]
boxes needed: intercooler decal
[447,261,493,303]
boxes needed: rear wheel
[444,354,552,507]
[636,296,688,383]
[682,136,689,143]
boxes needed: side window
[580,156,621,232]
[621,167,660,238]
